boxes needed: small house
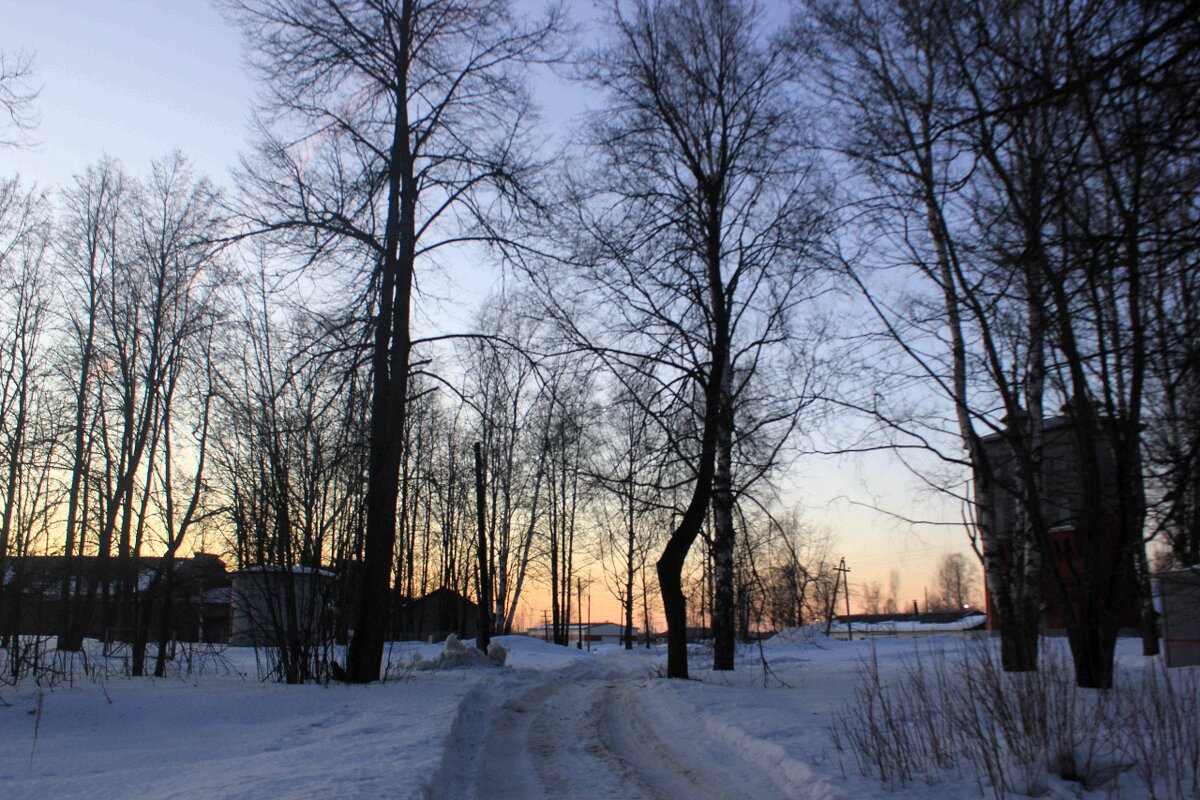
[390,588,478,642]
[229,565,333,646]
[1160,568,1200,668]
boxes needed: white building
[827,611,987,641]
[526,622,641,648]
[229,565,334,646]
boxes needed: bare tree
[224,0,562,682]
[212,262,367,683]
[885,568,900,614]
[0,179,50,578]
[803,0,1047,670]
[53,160,125,650]
[736,507,833,631]
[115,155,226,676]
[0,50,39,147]
[135,324,218,678]
[806,0,1197,686]
[540,0,826,678]
[931,553,978,612]
[1146,245,1200,567]
[460,300,556,636]
[595,368,665,650]
[859,581,883,615]
[540,363,590,645]
[101,154,220,655]
[0,177,53,665]
[923,0,1194,684]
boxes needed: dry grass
[833,639,1200,799]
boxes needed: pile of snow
[488,634,595,671]
[395,634,599,672]
[415,634,502,671]
[760,625,829,649]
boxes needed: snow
[486,640,508,667]
[0,659,475,798]
[0,632,1178,799]
[413,633,505,670]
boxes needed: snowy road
[428,663,803,800]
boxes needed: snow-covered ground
[0,632,1182,799]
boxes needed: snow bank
[760,624,842,654]
[0,663,480,799]
[414,633,499,671]
[488,634,592,671]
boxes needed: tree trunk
[1066,619,1117,690]
[474,442,492,653]
[1134,544,1160,657]
[153,561,176,678]
[550,474,560,643]
[711,366,735,671]
[658,308,726,678]
[346,22,415,681]
[997,593,1040,673]
[0,361,28,651]
[625,467,635,651]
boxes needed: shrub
[833,639,1199,799]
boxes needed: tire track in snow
[524,679,656,798]
[428,673,639,799]
[601,682,801,799]
[426,669,804,800]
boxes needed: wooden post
[828,557,852,641]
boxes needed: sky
[3,1,252,188]
[1,1,979,623]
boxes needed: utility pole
[842,560,853,642]
[577,576,584,650]
[829,558,852,642]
